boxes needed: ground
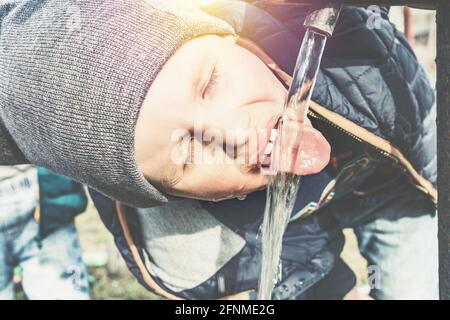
[75,202,160,300]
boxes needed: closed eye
[202,67,220,99]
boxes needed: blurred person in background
[0,166,90,300]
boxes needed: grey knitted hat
[0,0,234,207]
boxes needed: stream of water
[257,29,329,300]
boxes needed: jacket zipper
[307,109,400,165]
[286,109,410,222]
[307,108,437,205]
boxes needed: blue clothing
[351,180,438,299]
[0,169,89,300]
[37,167,88,238]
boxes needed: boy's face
[135,35,330,201]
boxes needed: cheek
[216,46,286,108]
[240,49,286,99]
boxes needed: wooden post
[436,0,450,300]
[403,6,415,46]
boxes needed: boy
[91,2,437,299]
[0,1,437,299]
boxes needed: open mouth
[256,114,332,176]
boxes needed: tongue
[264,121,331,176]
[290,125,331,175]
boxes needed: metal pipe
[304,0,343,36]
[342,0,435,9]
[270,1,435,10]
